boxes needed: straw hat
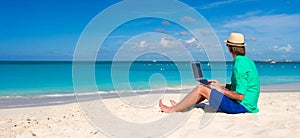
[224,32,246,47]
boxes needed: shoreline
[1,83,300,109]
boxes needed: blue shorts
[209,89,248,114]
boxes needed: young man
[159,32,260,114]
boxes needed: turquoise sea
[0,61,300,98]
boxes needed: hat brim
[224,40,247,47]
[224,40,246,47]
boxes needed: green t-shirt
[230,55,260,113]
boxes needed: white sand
[1,92,300,138]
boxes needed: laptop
[190,62,211,88]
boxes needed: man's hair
[228,45,246,56]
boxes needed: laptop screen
[191,62,204,81]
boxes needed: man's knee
[195,85,204,94]
[197,84,211,98]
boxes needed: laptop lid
[190,62,204,81]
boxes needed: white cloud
[235,10,262,18]
[140,40,146,47]
[108,35,129,39]
[199,0,259,9]
[178,31,189,36]
[155,28,169,34]
[273,44,293,52]
[186,37,197,44]
[245,37,257,41]
[183,37,206,51]
[181,16,196,23]
[200,0,238,9]
[160,37,181,48]
[161,20,170,26]
[160,37,171,47]
[223,14,300,33]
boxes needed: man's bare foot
[159,99,174,113]
[170,99,177,106]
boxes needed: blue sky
[0,0,299,61]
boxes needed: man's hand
[208,80,225,92]
[208,80,225,87]
[208,80,225,86]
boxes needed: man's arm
[221,89,244,101]
[208,80,243,100]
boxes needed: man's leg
[159,85,211,113]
